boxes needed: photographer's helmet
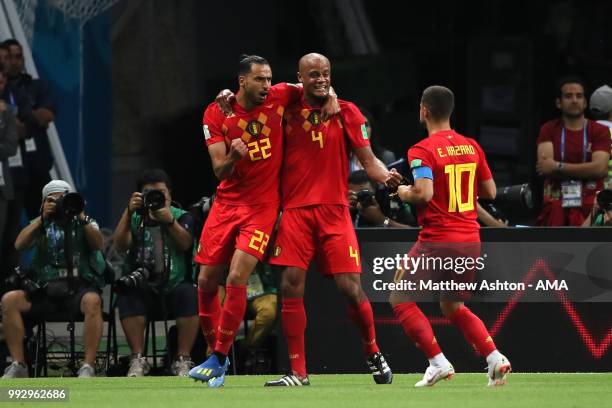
[42,179,74,199]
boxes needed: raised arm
[209,139,247,181]
[355,146,402,187]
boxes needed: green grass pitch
[4,373,611,408]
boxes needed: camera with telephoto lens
[4,267,42,295]
[49,192,85,223]
[493,183,534,209]
[596,189,612,212]
[115,266,150,290]
[140,189,166,213]
[357,189,375,207]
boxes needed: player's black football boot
[367,352,393,384]
[264,374,310,387]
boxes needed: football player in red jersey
[263,53,401,387]
[189,55,337,387]
[393,86,511,387]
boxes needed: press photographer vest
[31,219,106,288]
[124,206,189,293]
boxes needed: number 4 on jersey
[311,131,323,148]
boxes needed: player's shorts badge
[247,120,263,138]
[273,245,282,257]
[307,111,321,126]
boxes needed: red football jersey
[408,129,492,242]
[203,83,301,206]
[281,99,370,208]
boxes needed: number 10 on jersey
[444,163,476,212]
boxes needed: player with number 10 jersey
[393,86,511,388]
[407,128,492,243]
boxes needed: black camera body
[49,192,85,223]
[140,189,166,213]
[5,267,42,295]
[115,266,150,291]
[356,189,375,207]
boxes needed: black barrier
[275,228,612,374]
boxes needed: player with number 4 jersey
[263,53,401,387]
[393,86,511,388]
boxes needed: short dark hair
[2,39,21,49]
[557,76,586,98]
[137,169,172,192]
[238,54,269,77]
[348,169,374,188]
[0,42,8,51]
[421,85,454,121]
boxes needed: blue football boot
[189,354,229,383]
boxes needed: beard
[562,109,585,119]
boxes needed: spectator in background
[4,39,55,219]
[0,67,18,292]
[0,44,8,74]
[536,77,611,226]
[218,262,277,373]
[589,85,612,189]
[112,169,198,377]
[0,57,36,289]
[348,170,412,228]
[243,263,277,363]
[349,108,396,171]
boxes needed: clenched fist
[229,138,248,161]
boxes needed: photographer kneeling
[2,180,105,378]
[113,169,198,377]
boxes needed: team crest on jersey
[273,245,282,257]
[308,111,321,126]
[246,120,263,138]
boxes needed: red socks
[347,300,380,356]
[214,285,247,356]
[393,302,441,358]
[282,297,307,377]
[197,287,221,349]
[448,305,496,356]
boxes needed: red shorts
[395,241,481,302]
[194,201,279,265]
[268,205,361,275]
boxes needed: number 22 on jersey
[247,138,271,161]
[444,163,476,212]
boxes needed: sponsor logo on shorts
[273,245,282,257]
